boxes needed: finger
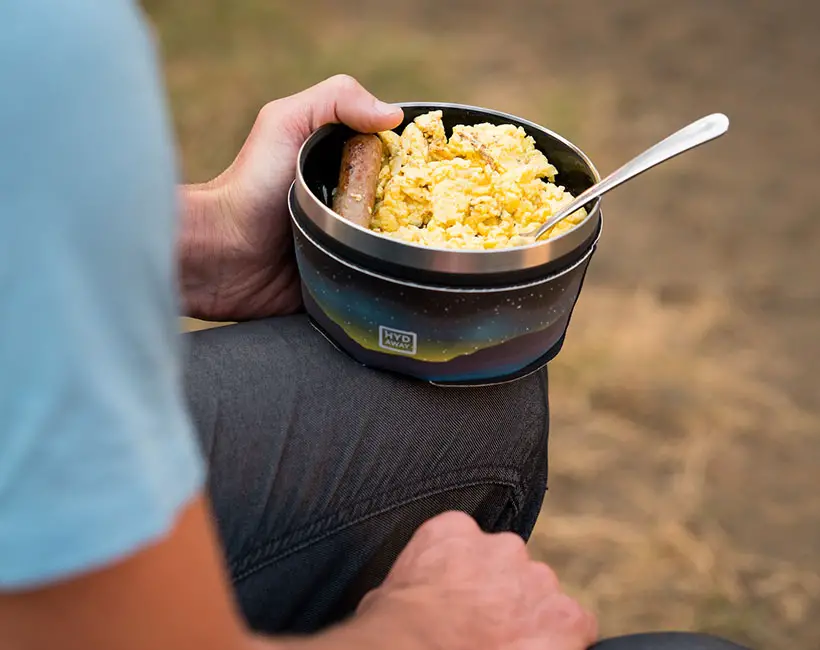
[356,587,380,615]
[527,560,561,593]
[294,74,404,133]
[381,512,479,587]
[539,593,599,650]
[415,510,481,542]
[570,604,598,649]
[487,531,529,561]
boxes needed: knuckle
[257,99,282,123]
[327,73,362,94]
[550,593,591,631]
[491,531,527,556]
[419,511,479,538]
[356,587,380,614]
[529,561,560,590]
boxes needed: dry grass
[149,1,820,647]
[541,288,820,647]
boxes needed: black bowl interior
[297,104,600,287]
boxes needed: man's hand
[353,511,598,650]
[179,75,404,321]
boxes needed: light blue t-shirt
[0,0,205,588]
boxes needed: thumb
[290,74,404,134]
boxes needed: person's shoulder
[3,0,164,94]
[0,0,176,230]
[0,0,164,118]
[1,0,150,55]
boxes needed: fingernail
[375,100,403,117]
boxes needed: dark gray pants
[183,316,750,649]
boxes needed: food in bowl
[332,133,384,228]
[332,110,586,250]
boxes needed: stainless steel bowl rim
[292,186,603,294]
[295,101,602,276]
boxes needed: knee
[399,368,551,538]
[409,367,550,466]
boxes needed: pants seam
[231,465,523,583]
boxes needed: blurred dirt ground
[144,1,820,647]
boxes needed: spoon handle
[533,113,730,240]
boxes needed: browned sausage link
[332,134,383,228]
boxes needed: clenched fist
[355,511,598,650]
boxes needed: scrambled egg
[370,111,586,250]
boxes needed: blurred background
[144,0,820,647]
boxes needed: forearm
[0,496,422,650]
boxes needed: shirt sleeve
[0,0,205,589]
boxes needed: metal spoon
[521,113,730,242]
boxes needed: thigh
[183,315,550,633]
